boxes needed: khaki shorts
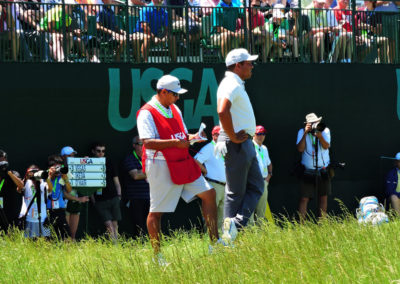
[146,159,212,212]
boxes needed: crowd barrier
[0,1,398,63]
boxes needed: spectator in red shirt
[334,0,352,63]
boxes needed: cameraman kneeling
[296,113,331,221]
[0,150,24,231]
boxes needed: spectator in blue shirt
[211,0,244,58]
[97,0,127,62]
[385,153,400,215]
[133,0,176,62]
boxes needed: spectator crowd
[0,0,398,63]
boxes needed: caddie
[136,74,219,264]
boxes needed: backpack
[356,196,388,226]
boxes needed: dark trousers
[48,209,70,240]
[220,134,265,228]
[128,199,150,238]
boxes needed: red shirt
[237,11,265,30]
[334,7,352,32]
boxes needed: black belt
[205,177,226,186]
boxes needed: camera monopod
[313,136,321,217]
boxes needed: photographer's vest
[137,103,201,185]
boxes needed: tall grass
[1,215,400,283]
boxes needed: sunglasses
[165,89,179,97]
[96,149,106,153]
[135,142,143,146]
[256,133,266,136]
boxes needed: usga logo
[80,158,94,164]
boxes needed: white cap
[64,0,76,4]
[156,75,188,94]
[225,48,258,67]
[395,152,400,160]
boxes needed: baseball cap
[211,126,221,135]
[255,125,267,134]
[305,113,322,124]
[395,152,400,160]
[156,75,188,94]
[225,48,259,67]
[61,146,77,156]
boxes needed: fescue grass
[1,213,400,283]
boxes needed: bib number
[33,209,38,219]
[52,200,59,209]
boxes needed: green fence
[0,1,398,63]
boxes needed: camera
[329,161,346,170]
[29,165,68,181]
[54,165,68,175]
[310,122,326,135]
[0,161,9,174]
[29,169,49,181]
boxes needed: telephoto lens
[33,170,49,180]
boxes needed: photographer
[0,150,24,231]
[46,155,72,239]
[21,165,50,238]
[296,113,331,221]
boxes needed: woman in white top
[22,165,50,238]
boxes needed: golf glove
[214,141,227,158]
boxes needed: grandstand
[0,0,398,63]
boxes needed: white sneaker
[222,217,238,244]
[152,253,170,267]
[209,238,231,254]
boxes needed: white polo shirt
[137,96,188,160]
[194,141,226,183]
[296,128,331,170]
[253,141,271,178]
[217,71,256,136]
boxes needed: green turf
[1,213,399,283]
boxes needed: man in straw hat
[296,112,331,221]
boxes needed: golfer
[216,48,264,244]
[136,75,219,264]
